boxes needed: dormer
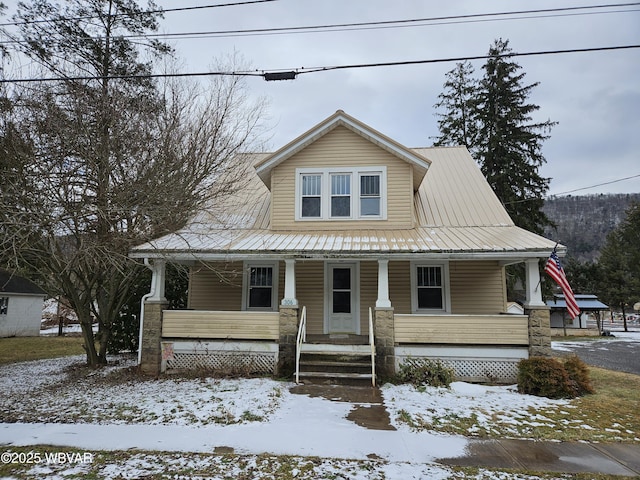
[255,111,431,230]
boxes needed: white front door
[327,263,358,334]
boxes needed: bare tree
[0,0,266,366]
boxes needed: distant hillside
[542,193,640,262]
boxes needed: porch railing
[294,306,307,384]
[162,310,279,340]
[369,307,376,386]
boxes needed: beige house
[131,111,557,383]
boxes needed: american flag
[544,250,580,319]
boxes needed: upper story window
[296,167,386,221]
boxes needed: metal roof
[131,116,559,259]
[546,294,609,311]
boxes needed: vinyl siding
[162,310,279,340]
[270,126,414,230]
[394,314,529,345]
[295,261,325,334]
[387,260,505,314]
[188,262,285,311]
[449,261,507,314]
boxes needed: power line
[549,174,640,197]
[0,0,280,28]
[1,44,638,83]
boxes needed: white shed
[0,270,47,337]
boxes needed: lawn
[0,335,86,365]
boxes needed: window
[331,174,351,217]
[411,263,450,313]
[360,174,380,216]
[301,174,321,218]
[296,167,386,220]
[0,297,8,315]
[243,262,278,310]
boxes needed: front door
[327,263,358,334]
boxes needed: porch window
[411,262,450,313]
[245,263,278,310]
[0,297,7,315]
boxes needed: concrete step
[299,343,371,355]
[300,359,371,374]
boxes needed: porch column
[524,258,545,308]
[281,259,298,307]
[139,259,168,376]
[376,259,392,308]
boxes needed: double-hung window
[331,174,351,217]
[244,263,278,310]
[411,262,450,313]
[301,174,322,218]
[297,167,386,220]
[359,174,381,217]
[0,297,8,315]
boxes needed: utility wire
[0,0,280,27]
[0,1,637,31]
[548,174,640,197]
[1,44,639,83]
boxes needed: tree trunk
[622,303,628,332]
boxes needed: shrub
[517,357,572,398]
[563,355,595,396]
[396,357,454,388]
[517,356,594,399]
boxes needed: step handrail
[369,307,376,386]
[295,306,307,384]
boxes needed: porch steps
[297,344,374,386]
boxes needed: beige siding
[162,310,279,340]
[295,261,325,334]
[359,261,377,335]
[450,261,506,314]
[270,126,414,230]
[188,262,285,311]
[188,262,243,310]
[389,261,411,314]
[395,314,529,345]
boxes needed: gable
[256,110,430,191]
[269,125,415,230]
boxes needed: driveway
[552,331,640,376]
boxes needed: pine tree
[476,39,556,235]
[432,61,478,150]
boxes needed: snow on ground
[0,354,600,479]
[552,327,640,352]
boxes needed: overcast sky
[149,0,640,196]
[5,0,640,195]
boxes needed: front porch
[139,257,551,383]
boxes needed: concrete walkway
[291,383,640,477]
[439,438,640,477]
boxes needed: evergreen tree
[476,39,555,234]
[433,39,555,235]
[432,61,478,150]
[598,203,640,331]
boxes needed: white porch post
[148,259,167,302]
[524,258,545,308]
[281,258,298,307]
[376,259,392,308]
